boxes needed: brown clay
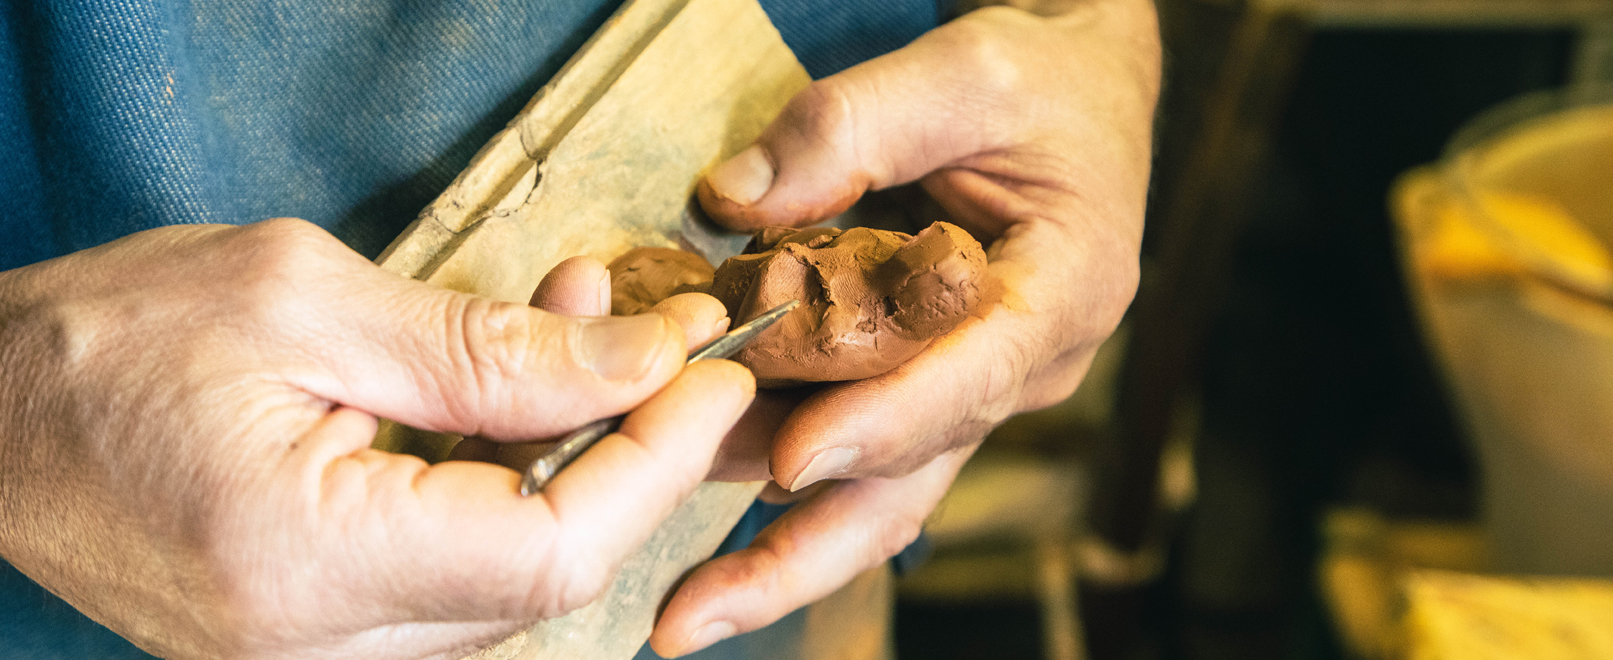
[710,222,987,386]
[607,222,987,387]
[606,247,715,315]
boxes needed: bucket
[1391,86,1613,576]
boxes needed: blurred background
[889,0,1613,658]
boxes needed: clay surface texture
[711,223,986,386]
[607,247,716,315]
[608,223,986,386]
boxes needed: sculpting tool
[519,299,800,496]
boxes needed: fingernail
[575,314,671,381]
[708,146,773,206]
[683,621,737,655]
[597,271,613,316]
[787,446,858,492]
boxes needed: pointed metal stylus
[519,299,800,496]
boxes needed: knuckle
[866,424,979,478]
[944,18,1026,99]
[875,514,925,561]
[1047,368,1087,409]
[1023,360,1088,412]
[784,79,860,153]
[235,218,336,266]
[534,553,612,617]
[253,216,325,238]
[3,298,98,376]
[223,219,341,316]
[1078,247,1140,335]
[234,218,337,262]
[446,298,538,423]
[978,341,1032,419]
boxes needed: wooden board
[369,0,811,656]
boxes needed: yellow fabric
[1403,571,1613,660]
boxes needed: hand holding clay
[650,0,1161,655]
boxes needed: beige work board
[368,0,811,656]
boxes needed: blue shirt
[0,0,945,657]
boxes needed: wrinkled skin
[650,0,1161,656]
[0,0,1158,655]
[0,221,752,659]
[709,222,987,386]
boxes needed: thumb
[289,250,689,441]
[697,17,1019,231]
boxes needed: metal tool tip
[742,299,799,330]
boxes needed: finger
[767,319,1010,489]
[529,258,730,348]
[649,449,972,657]
[470,289,733,463]
[650,292,731,350]
[445,255,611,464]
[488,303,742,477]
[296,361,755,624]
[254,221,689,440]
[460,269,734,464]
[329,293,684,440]
[530,256,611,316]
[529,261,730,351]
[697,19,1020,231]
[542,360,754,564]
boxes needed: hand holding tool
[519,300,799,496]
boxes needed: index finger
[299,361,755,625]
[529,360,757,611]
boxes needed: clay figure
[607,222,988,386]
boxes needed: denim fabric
[1,0,947,656]
[0,561,154,660]
[0,0,947,271]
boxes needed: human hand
[448,256,735,470]
[651,0,1160,654]
[0,219,754,659]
